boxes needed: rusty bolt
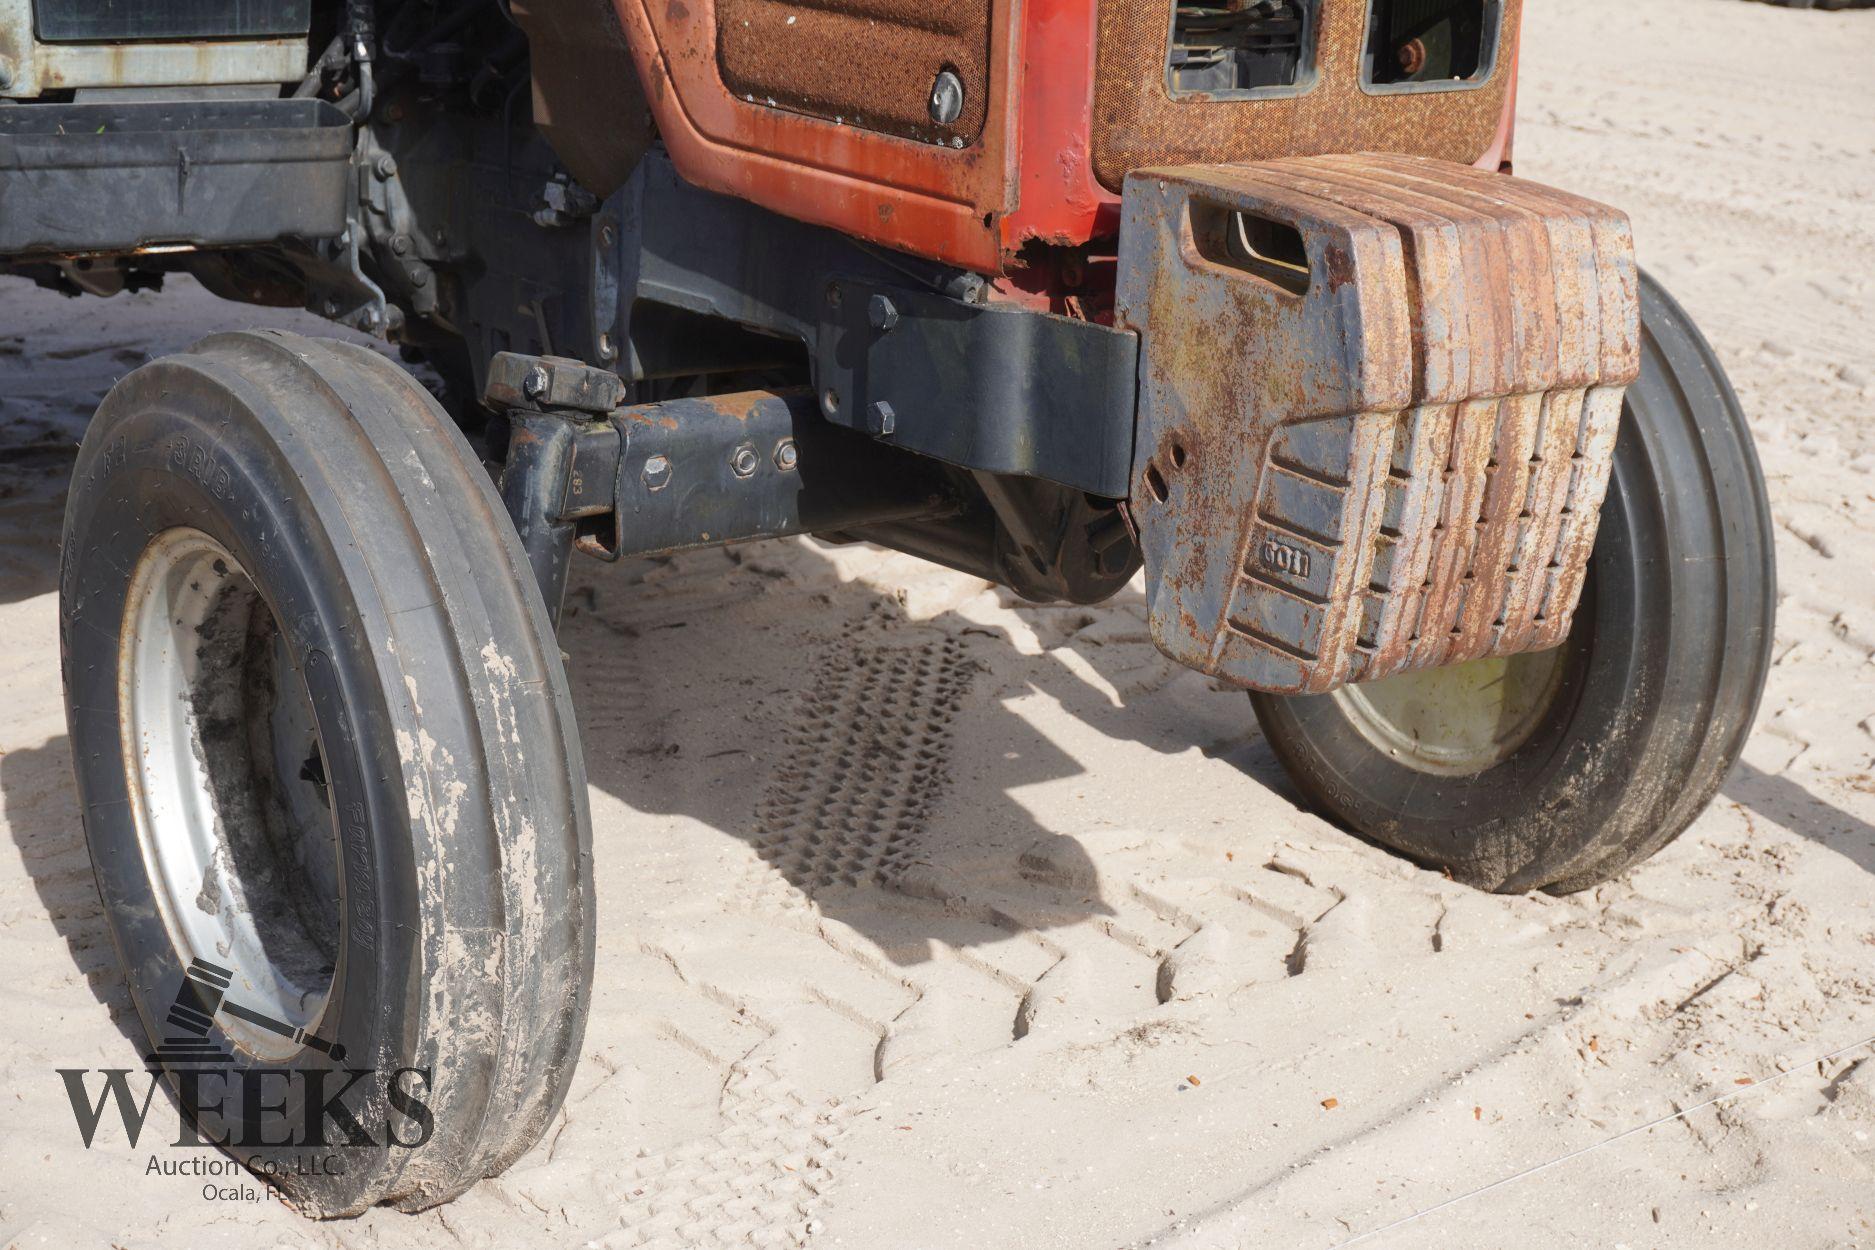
[642,454,673,491]
[868,294,900,332]
[773,439,799,471]
[1397,39,1427,77]
[867,400,897,437]
[730,444,760,478]
[522,363,550,400]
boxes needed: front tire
[60,331,592,1212]
[1251,272,1776,893]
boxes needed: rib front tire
[60,331,593,1213]
[1250,272,1777,894]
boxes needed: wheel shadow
[557,541,1299,967]
[1724,759,1875,876]
[0,736,147,1051]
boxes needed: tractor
[3,0,1773,1213]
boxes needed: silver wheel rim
[118,529,341,1060]
[1331,646,1569,777]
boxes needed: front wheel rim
[118,528,341,1061]
[1330,645,1570,777]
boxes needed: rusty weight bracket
[488,353,959,627]
[491,353,625,625]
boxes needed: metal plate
[32,0,309,42]
[813,277,1140,497]
[0,99,351,254]
[1116,154,1639,695]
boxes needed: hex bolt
[868,294,900,333]
[730,444,760,478]
[522,363,550,400]
[928,69,964,126]
[390,233,412,256]
[773,439,799,471]
[374,153,397,179]
[642,454,673,491]
[867,400,897,437]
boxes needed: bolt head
[929,70,964,126]
[374,153,397,179]
[642,454,673,491]
[730,445,760,478]
[773,439,799,471]
[867,294,900,332]
[867,400,897,437]
[522,364,550,399]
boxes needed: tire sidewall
[62,363,422,1210]
[1250,273,1775,893]
[1254,421,1675,890]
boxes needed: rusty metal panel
[1116,154,1638,695]
[606,0,1020,275]
[1092,0,1523,193]
[717,0,992,146]
[0,0,305,100]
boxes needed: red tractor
[7,0,1772,1213]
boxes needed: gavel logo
[153,958,348,1064]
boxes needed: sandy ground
[1,1,1872,1246]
